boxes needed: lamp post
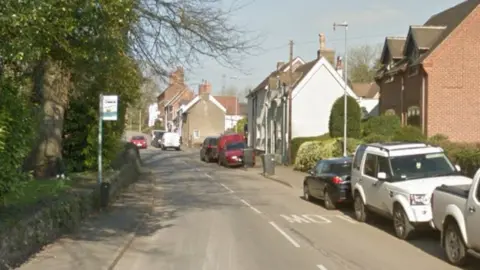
[333,21,348,157]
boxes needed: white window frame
[193,129,200,139]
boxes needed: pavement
[18,146,478,270]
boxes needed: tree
[348,44,382,83]
[329,96,362,139]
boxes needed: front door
[373,156,395,215]
[466,180,480,249]
[361,153,381,209]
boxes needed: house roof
[387,37,407,59]
[410,26,446,50]
[351,83,380,99]
[415,0,479,63]
[249,57,305,96]
[238,102,248,115]
[214,96,240,115]
[291,56,358,98]
[164,88,193,107]
[181,94,226,114]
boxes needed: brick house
[156,67,194,131]
[375,0,480,142]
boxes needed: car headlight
[409,194,429,205]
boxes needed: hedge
[329,95,362,139]
[290,133,330,163]
[294,138,363,172]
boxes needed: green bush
[362,114,401,138]
[294,139,337,171]
[0,77,36,201]
[333,138,364,157]
[290,133,330,163]
[329,95,362,139]
[427,134,449,145]
[392,125,426,142]
[363,133,391,143]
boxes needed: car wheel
[444,221,468,266]
[323,188,336,210]
[393,205,415,240]
[353,193,369,222]
[303,184,312,201]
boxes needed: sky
[182,0,463,97]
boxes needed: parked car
[350,142,468,240]
[218,141,254,167]
[431,169,478,266]
[161,132,181,151]
[303,157,353,210]
[200,136,219,162]
[216,133,244,161]
[151,130,165,148]
[130,135,147,149]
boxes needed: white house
[247,33,379,156]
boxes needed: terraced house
[375,0,480,142]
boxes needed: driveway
[19,148,477,270]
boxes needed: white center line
[316,265,328,270]
[269,221,300,248]
[239,199,262,214]
[220,183,234,193]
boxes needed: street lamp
[333,21,348,157]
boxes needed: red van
[216,133,244,160]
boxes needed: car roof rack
[366,142,436,154]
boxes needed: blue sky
[185,0,462,95]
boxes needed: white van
[161,132,181,150]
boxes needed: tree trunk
[26,59,71,178]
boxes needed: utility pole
[334,21,348,157]
[138,109,142,132]
[286,40,294,164]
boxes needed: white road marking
[204,173,213,179]
[317,265,328,270]
[280,214,312,223]
[302,214,332,224]
[220,183,234,193]
[334,215,358,224]
[239,199,262,214]
[269,221,300,248]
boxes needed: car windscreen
[329,162,352,175]
[132,136,145,140]
[209,138,218,145]
[226,142,245,150]
[389,152,456,180]
[154,132,164,138]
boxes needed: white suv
[351,142,471,240]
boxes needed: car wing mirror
[377,172,387,180]
[307,169,314,175]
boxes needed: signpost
[98,94,118,185]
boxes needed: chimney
[276,61,285,71]
[198,80,212,95]
[317,33,335,66]
[169,67,185,85]
[336,56,343,78]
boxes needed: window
[193,129,200,139]
[377,156,392,179]
[226,142,246,150]
[389,152,455,181]
[476,180,480,202]
[331,162,353,175]
[353,145,366,169]
[315,161,324,175]
[363,154,377,177]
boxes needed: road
[19,147,477,270]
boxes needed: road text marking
[220,183,234,193]
[280,214,357,224]
[269,221,300,248]
[240,199,262,214]
[317,265,328,270]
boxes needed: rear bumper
[330,185,352,203]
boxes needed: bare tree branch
[130,0,261,79]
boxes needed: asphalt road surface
[19,147,478,270]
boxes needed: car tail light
[332,176,343,184]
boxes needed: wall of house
[378,74,403,117]
[291,63,355,138]
[182,95,225,145]
[225,115,245,131]
[423,5,480,142]
[248,89,266,151]
[403,71,423,126]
